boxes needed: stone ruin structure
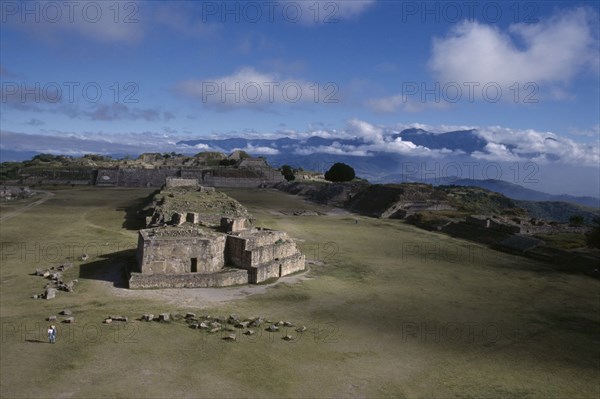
[129,181,305,289]
[93,157,285,188]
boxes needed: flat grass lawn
[1,187,599,398]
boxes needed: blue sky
[1,1,599,195]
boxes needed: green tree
[324,162,355,182]
[569,214,584,226]
[281,165,295,181]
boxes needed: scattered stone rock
[282,335,294,341]
[109,316,128,322]
[58,280,75,292]
[57,263,73,271]
[142,314,154,322]
[235,321,249,328]
[223,334,237,341]
[47,316,57,322]
[63,317,75,323]
[249,318,263,327]
[104,318,113,324]
[210,321,221,329]
[158,313,170,322]
[227,314,240,324]
[60,309,72,316]
[295,326,306,333]
[276,321,285,326]
[81,254,89,261]
[45,288,56,300]
[199,322,209,329]
[185,312,196,319]
[244,330,255,335]
[266,325,279,332]
[32,294,39,299]
[209,327,221,334]
[283,321,294,327]
[189,323,199,329]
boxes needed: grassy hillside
[515,200,600,224]
[0,187,598,398]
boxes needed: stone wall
[94,167,284,188]
[165,177,199,188]
[137,230,226,274]
[220,217,251,233]
[96,169,120,186]
[251,254,305,284]
[225,229,305,283]
[129,269,248,289]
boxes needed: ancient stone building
[129,221,305,289]
[129,184,305,289]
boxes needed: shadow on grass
[25,339,47,344]
[79,249,136,288]
[119,190,158,231]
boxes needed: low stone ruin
[31,263,77,299]
[136,312,307,341]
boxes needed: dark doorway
[191,258,198,273]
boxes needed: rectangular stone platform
[128,269,249,289]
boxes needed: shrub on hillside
[324,163,355,182]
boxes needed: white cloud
[175,67,318,110]
[294,142,370,157]
[346,119,385,143]
[1,1,144,44]
[428,7,599,99]
[235,145,280,155]
[475,126,599,166]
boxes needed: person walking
[48,325,56,344]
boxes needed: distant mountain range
[178,130,599,209]
[2,128,598,208]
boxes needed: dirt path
[0,190,54,223]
